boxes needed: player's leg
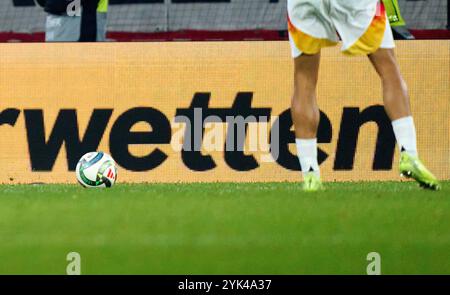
[292,53,321,139]
[369,48,440,190]
[291,53,320,165]
[291,53,323,191]
[368,48,411,122]
[333,0,440,190]
[288,0,336,191]
[368,48,416,158]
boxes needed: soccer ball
[76,152,118,188]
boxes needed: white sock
[295,138,320,178]
[391,116,418,157]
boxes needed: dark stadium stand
[0,0,448,42]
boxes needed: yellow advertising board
[0,41,448,184]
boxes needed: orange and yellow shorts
[287,0,395,57]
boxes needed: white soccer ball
[76,152,118,188]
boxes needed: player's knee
[291,97,319,124]
[382,72,408,95]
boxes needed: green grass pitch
[0,181,448,274]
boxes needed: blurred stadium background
[0,0,449,42]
